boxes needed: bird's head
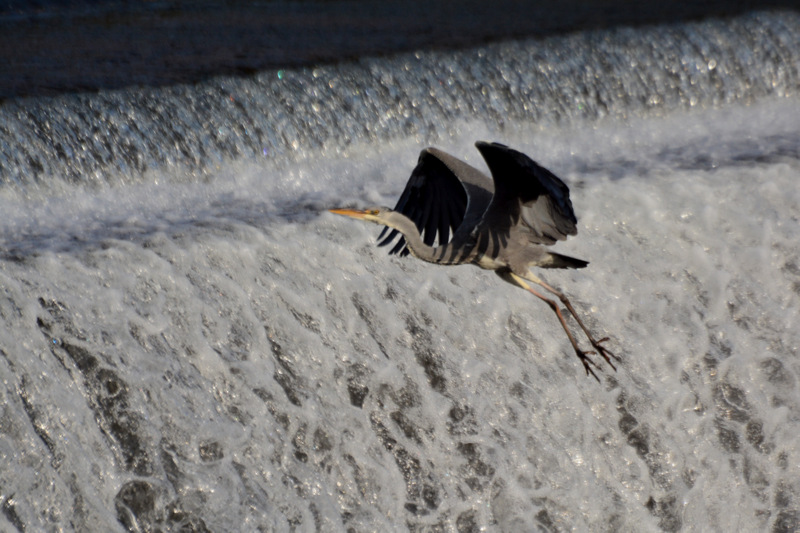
[329,206,393,225]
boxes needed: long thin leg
[514,270,620,370]
[498,270,604,381]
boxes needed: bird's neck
[406,231,478,266]
[400,228,438,263]
[387,211,476,265]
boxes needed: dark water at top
[3,0,798,99]
[1,9,798,191]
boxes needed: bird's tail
[545,252,589,269]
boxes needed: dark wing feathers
[378,143,570,256]
[378,149,470,256]
[476,142,577,245]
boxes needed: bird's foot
[576,349,603,383]
[589,337,620,371]
[574,338,619,382]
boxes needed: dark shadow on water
[0,196,326,262]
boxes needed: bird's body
[330,141,618,380]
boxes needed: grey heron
[330,141,618,381]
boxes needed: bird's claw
[574,337,619,382]
[576,349,603,383]
[590,337,620,371]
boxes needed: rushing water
[1,9,799,533]
[2,10,799,188]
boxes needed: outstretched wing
[378,147,491,256]
[475,141,577,245]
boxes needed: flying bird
[330,141,618,380]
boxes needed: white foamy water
[0,95,798,531]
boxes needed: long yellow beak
[329,208,370,220]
